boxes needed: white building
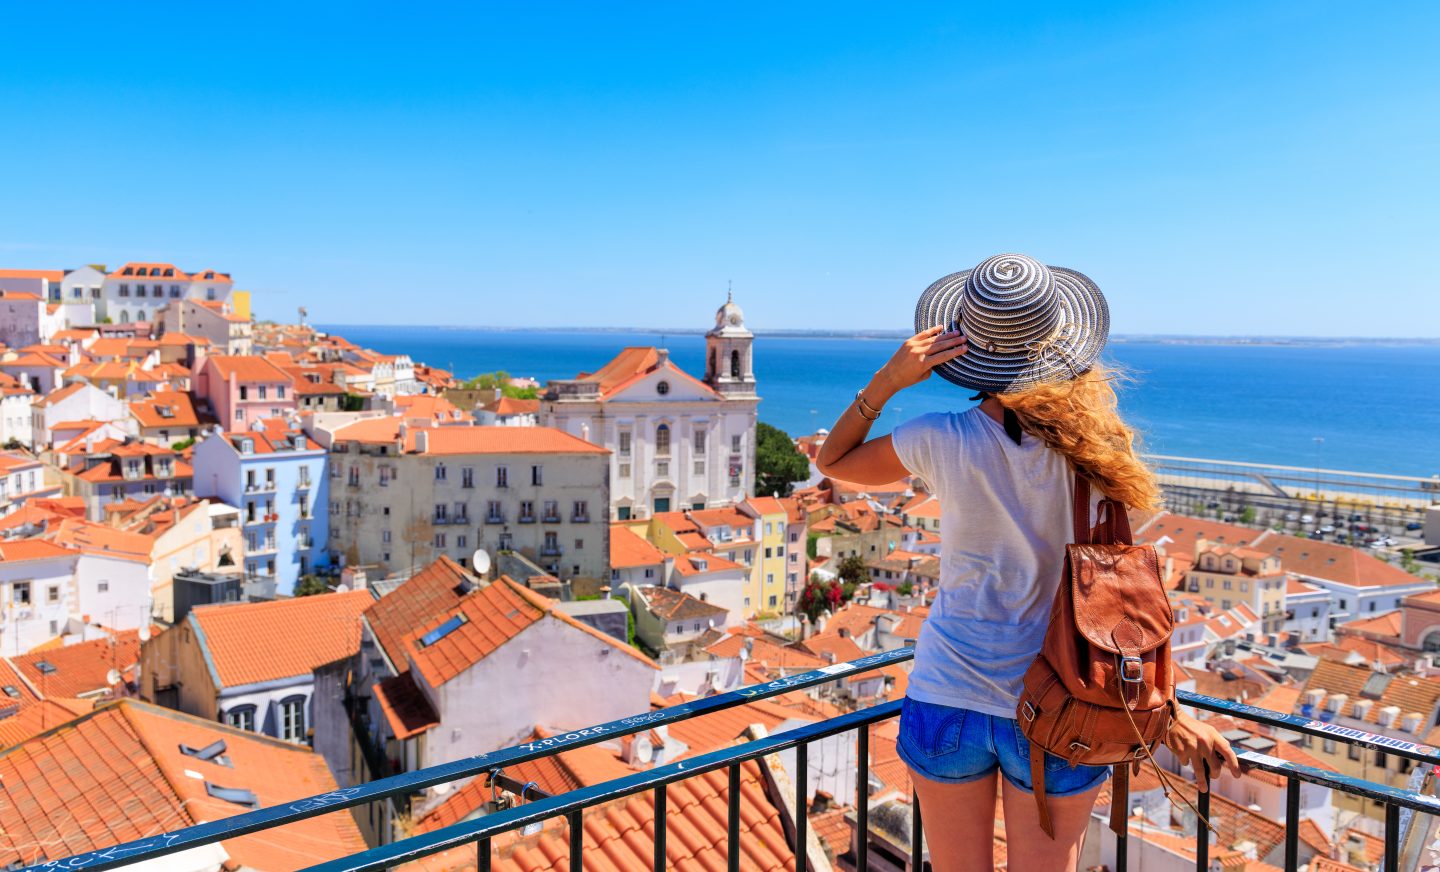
[541,295,759,521]
[30,382,129,449]
[0,376,34,448]
[0,540,76,655]
[1284,577,1333,642]
[0,451,61,517]
[98,262,235,325]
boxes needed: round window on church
[656,380,670,395]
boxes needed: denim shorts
[897,696,1109,796]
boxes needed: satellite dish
[471,549,491,575]
[106,668,122,686]
[139,625,151,642]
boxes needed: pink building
[196,355,296,429]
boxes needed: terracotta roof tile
[363,556,476,669]
[1251,531,1427,588]
[374,671,440,740]
[204,354,293,383]
[636,586,727,622]
[191,589,373,687]
[11,631,146,699]
[0,699,366,870]
[609,525,668,568]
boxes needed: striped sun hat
[913,252,1110,393]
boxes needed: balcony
[542,513,562,524]
[32,649,1428,872]
[540,543,562,556]
[245,481,277,494]
[485,514,506,525]
[571,514,590,524]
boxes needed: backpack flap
[1066,542,1172,656]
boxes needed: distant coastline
[313,323,1439,347]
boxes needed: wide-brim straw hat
[913,252,1110,393]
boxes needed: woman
[815,254,1239,871]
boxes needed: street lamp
[1313,436,1324,508]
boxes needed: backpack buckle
[1119,656,1144,683]
[1021,701,1037,722]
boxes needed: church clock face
[728,313,741,326]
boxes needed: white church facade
[540,295,759,520]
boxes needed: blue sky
[2,3,1437,336]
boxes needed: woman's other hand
[1163,711,1242,791]
[874,325,968,394]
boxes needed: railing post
[1195,773,1210,872]
[1385,803,1400,872]
[1116,823,1128,872]
[653,785,667,872]
[910,790,923,872]
[728,763,742,872]
[1284,776,1300,871]
[795,743,808,872]
[568,810,582,872]
[477,837,491,872]
[857,725,870,872]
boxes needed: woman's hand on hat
[874,325,968,395]
[1162,710,1242,791]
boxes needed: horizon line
[305,323,1440,344]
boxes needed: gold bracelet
[854,389,882,420]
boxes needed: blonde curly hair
[995,363,1161,511]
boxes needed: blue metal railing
[23,648,1440,872]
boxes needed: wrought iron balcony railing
[26,648,1440,872]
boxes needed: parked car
[1350,513,1365,522]
[1319,525,1336,534]
[1285,512,1300,522]
[1408,522,1424,531]
[1301,514,1315,524]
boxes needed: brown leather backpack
[1015,474,1180,839]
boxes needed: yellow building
[740,496,789,616]
[1182,539,1288,635]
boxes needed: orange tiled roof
[1134,512,1260,547]
[0,268,64,281]
[190,590,373,687]
[374,671,440,740]
[1301,659,1440,726]
[1250,531,1426,588]
[1339,610,1403,637]
[0,699,95,749]
[411,426,606,456]
[609,525,667,568]
[128,390,200,429]
[363,556,476,668]
[11,631,145,699]
[0,699,366,870]
[204,354,292,383]
[0,538,76,563]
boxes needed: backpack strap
[1031,751,1054,838]
[1073,474,1091,545]
[1109,763,1130,837]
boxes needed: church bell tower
[704,291,756,398]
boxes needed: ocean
[319,325,1440,478]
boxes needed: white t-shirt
[891,406,1099,718]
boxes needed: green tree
[837,554,869,587]
[1239,505,1256,524]
[171,437,196,452]
[897,580,914,597]
[294,575,330,597]
[806,532,820,560]
[340,394,367,412]
[754,422,810,498]
[461,370,539,399]
[1401,549,1422,575]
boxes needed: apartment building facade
[322,420,610,580]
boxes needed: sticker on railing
[818,662,859,675]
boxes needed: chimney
[656,348,669,366]
[661,554,675,585]
[600,585,612,600]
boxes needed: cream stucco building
[540,295,759,521]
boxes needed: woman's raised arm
[814,325,967,484]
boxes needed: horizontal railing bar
[294,702,902,872]
[1179,691,1440,768]
[1233,749,1440,816]
[26,648,911,872]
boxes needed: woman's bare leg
[999,777,1104,872]
[909,767,999,871]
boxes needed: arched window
[1424,632,1440,654]
[655,423,671,456]
[730,349,741,378]
[118,310,130,324]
